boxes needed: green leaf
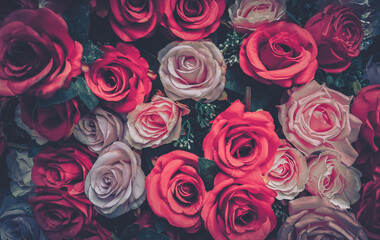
[28,140,44,158]
[154,217,168,234]
[82,40,103,64]
[198,157,220,191]
[36,83,78,107]
[119,223,140,240]
[352,79,362,95]
[136,228,170,240]
[73,77,99,111]
[61,0,90,44]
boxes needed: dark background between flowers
[0,0,380,239]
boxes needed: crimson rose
[161,0,225,40]
[29,188,95,240]
[109,0,164,41]
[32,143,96,195]
[239,21,318,87]
[203,100,281,178]
[0,8,82,99]
[20,97,80,142]
[85,43,154,113]
[146,150,206,233]
[305,5,363,73]
[201,173,277,240]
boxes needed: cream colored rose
[266,141,308,200]
[158,41,226,103]
[306,150,361,209]
[229,0,286,33]
[124,95,189,149]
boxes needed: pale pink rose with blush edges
[124,95,189,150]
[278,80,362,166]
[266,140,308,200]
[73,107,124,154]
[158,41,226,103]
[228,0,286,33]
[306,150,361,209]
[278,196,368,240]
[84,142,146,218]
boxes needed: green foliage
[198,157,220,191]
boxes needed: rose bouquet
[0,0,380,239]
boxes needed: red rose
[0,8,83,99]
[85,43,154,113]
[354,140,380,184]
[109,0,164,41]
[145,150,206,233]
[239,21,318,87]
[352,179,380,239]
[29,188,95,240]
[351,84,380,152]
[305,5,363,73]
[201,173,277,240]
[161,0,225,40]
[203,100,281,178]
[32,143,96,195]
[20,97,81,142]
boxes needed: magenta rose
[19,97,81,142]
[351,84,380,152]
[266,140,308,200]
[305,5,364,73]
[278,196,368,240]
[85,43,154,113]
[352,179,380,239]
[161,0,225,40]
[32,143,96,195]
[278,80,362,165]
[109,0,164,41]
[29,188,95,240]
[0,8,83,99]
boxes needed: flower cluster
[0,0,378,240]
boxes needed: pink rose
[124,95,189,149]
[278,80,362,165]
[266,140,308,200]
[84,142,146,218]
[306,150,361,209]
[158,41,226,103]
[228,0,286,33]
[278,196,368,240]
[73,107,124,153]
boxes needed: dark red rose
[203,100,281,178]
[20,97,81,142]
[352,179,380,240]
[354,139,380,184]
[305,5,363,73]
[32,143,97,195]
[29,188,95,240]
[109,0,164,41]
[0,8,82,99]
[351,84,380,152]
[85,43,154,113]
[201,172,277,240]
[161,0,225,40]
[239,21,318,87]
[146,150,206,233]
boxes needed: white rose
[229,0,286,33]
[6,149,34,197]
